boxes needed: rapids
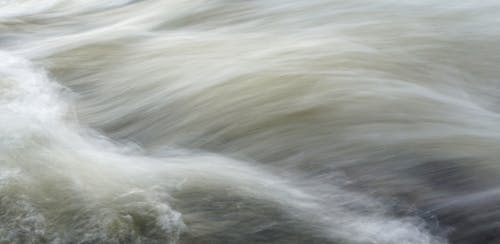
[1,1,500,243]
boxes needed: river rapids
[1,1,500,243]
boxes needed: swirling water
[1,1,500,243]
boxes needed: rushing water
[1,1,500,243]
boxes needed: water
[1,1,500,243]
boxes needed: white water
[1,1,500,243]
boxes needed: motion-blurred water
[1,1,500,243]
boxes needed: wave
[1,1,500,243]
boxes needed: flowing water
[1,1,500,243]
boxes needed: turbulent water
[1,1,500,243]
